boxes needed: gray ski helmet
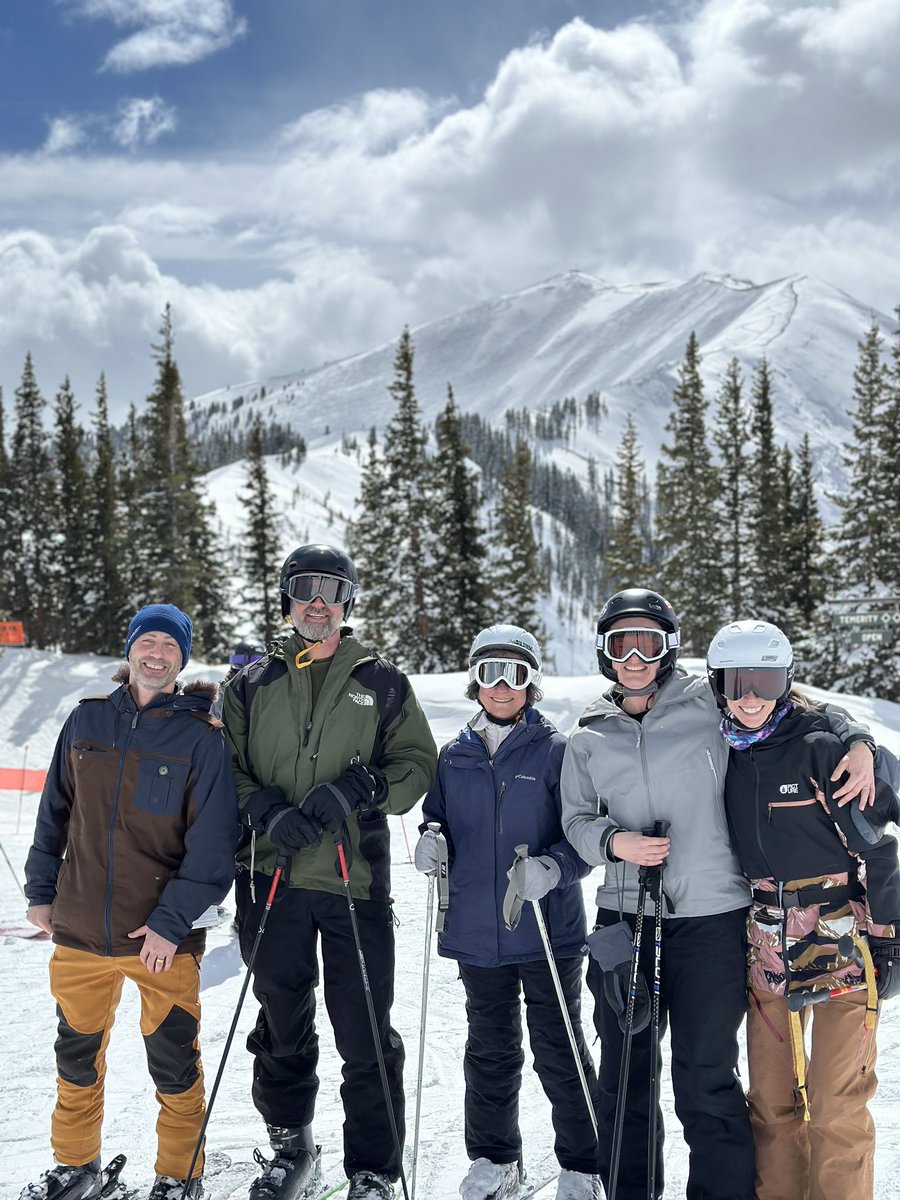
[468,624,543,684]
[595,588,679,682]
[279,544,359,620]
[706,620,794,709]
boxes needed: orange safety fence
[0,768,47,792]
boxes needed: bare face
[478,654,527,720]
[290,597,344,642]
[128,631,181,697]
[609,616,663,692]
[725,692,777,730]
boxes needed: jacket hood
[577,665,704,726]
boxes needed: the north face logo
[349,692,374,707]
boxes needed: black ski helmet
[279,544,359,620]
[595,588,680,682]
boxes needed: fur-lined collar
[112,664,219,703]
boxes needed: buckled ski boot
[459,1158,520,1200]
[249,1127,321,1200]
[346,1172,394,1200]
[20,1159,103,1200]
[147,1177,203,1200]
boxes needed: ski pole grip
[643,819,671,839]
[427,821,442,834]
[514,843,529,861]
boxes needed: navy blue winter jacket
[25,673,240,956]
[422,706,590,967]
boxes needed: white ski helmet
[706,620,794,709]
[468,624,543,684]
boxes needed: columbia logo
[349,692,374,707]
[515,774,537,782]
[779,783,799,795]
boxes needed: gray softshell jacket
[560,667,868,919]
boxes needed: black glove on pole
[300,762,384,833]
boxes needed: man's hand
[26,904,53,934]
[128,925,178,973]
[609,830,670,867]
[832,742,876,809]
[265,806,323,854]
[300,762,380,833]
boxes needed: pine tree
[9,354,55,647]
[49,378,93,652]
[0,387,14,616]
[604,414,651,592]
[654,333,725,653]
[781,435,825,663]
[348,428,393,645]
[712,358,747,619]
[353,329,432,670]
[428,387,490,670]
[874,307,900,588]
[241,415,281,642]
[744,358,786,622]
[829,322,886,592]
[490,439,546,637]
[86,375,129,654]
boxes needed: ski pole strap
[502,845,529,932]
[788,1010,811,1122]
[435,831,450,932]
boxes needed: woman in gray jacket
[560,588,874,1200]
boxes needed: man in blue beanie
[22,604,239,1200]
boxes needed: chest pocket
[134,756,190,815]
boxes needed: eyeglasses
[282,573,356,606]
[711,667,789,702]
[470,658,536,691]
[597,627,678,663]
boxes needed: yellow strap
[295,642,322,670]
[851,932,879,1031]
[788,1010,811,1122]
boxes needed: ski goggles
[711,667,789,702]
[597,627,679,663]
[469,657,536,691]
[282,573,355,606]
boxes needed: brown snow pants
[48,946,205,1179]
[747,987,878,1200]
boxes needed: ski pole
[608,872,649,1200]
[410,822,447,1200]
[512,844,598,1140]
[180,860,287,1200]
[644,819,670,1200]
[334,834,411,1200]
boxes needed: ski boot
[147,1178,203,1200]
[249,1127,321,1200]
[20,1159,103,1200]
[459,1158,520,1200]
[555,1171,601,1200]
[346,1172,394,1200]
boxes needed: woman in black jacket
[707,619,900,1200]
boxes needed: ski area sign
[833,608,900,649]
[0,621,26,645]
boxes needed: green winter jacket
[223,630,437,901]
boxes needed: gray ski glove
[587,919,651,1034]
[414,829,442,874]
[506,854,561,901]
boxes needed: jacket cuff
[601,826,625,863]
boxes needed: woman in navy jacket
[415,625,598,1200]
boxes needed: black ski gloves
[243,786,323,853]
[586,920,651,1034]
[300,762,388,833]
[871,935,900,1000]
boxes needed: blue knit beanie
[125,604,193,669]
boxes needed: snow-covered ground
[1,649,899,1198]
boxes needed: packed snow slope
[192,270,890,503]
[1,648,899,1198]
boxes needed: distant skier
[222,545,437,1200]
[21,604,239,1200]
[416,625,600,1200]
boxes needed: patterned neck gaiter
[721,699,793,750]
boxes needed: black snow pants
[236,871,405,1181]
[589,905,754,1200]
[459,957,598,1173]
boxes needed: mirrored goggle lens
[283,573,354,606]
[472,658,534,690]
[713,667,788,702]
[599,628,669,663]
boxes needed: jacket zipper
[105,707,139,954]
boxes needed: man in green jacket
[222,545,437,1200]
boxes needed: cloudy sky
[0,0,898,419]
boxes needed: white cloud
[42,116,87,155]
[59,0,247,71]
[3,1,899,413]
[112,97,177,149]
